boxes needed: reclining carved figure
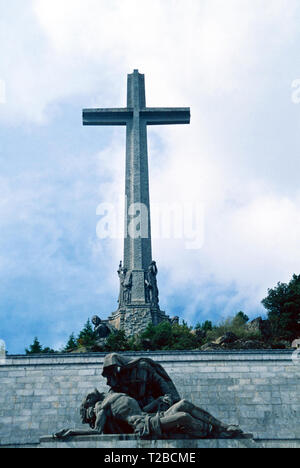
[55,353,250,440]
[77,388,247,439]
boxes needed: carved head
[149,261,157,271]
[102,364,122,391]
[92,315,101,326]
[81,389,105,409]
[80,389,106,427]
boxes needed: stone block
[78,369,95,376]
[1,350,299,446]
[37,434,300,449]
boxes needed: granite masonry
[37,434,300,449]
[0,350,300,447]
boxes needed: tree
[105,330,130,352]
[171,322,199,350]
[25,338,56,354]
[64,333,78,352]
[77,320,96,348]
[195,321,213,333]
[232,312,249,328]
[25,337,43,355]
[139,321,198,351]
[141,322,173,349]
[262,274,300,340]
[42,347,56,354]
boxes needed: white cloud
[1,0,297,122]
[1,0,300,332]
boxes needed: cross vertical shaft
[125,70,152,272]
[83,69,190,335]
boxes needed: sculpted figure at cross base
[117,262,133,306]
[91,316,117,351]
[145,261,159,306]
[92,316,112,339]
[54,353,251,440]
[123,271,133,304]
[117,262,127,306]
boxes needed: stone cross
[83,70,190,330]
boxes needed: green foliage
[143,322,173,349]
[233,312,249,327]
[193,321,213,346]
[195,320,213,333]
[262,274,300,340]
[25,337,55,355]
[64,333,78,352]
[26,337,43,355]
[42,347,56,354]
[171,323,199,350]
[205,314,260,344]
[77,320,96,348]
[139,321,198,351]
[104,330,131,352]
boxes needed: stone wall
[38,434,300,449]
[0,350,300,447]
[109,306,170,336]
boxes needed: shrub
[262,274,300,340]
[139,321,198,351]
[104,330,131,352]
[77,320,96,348]
[25,337,56,354]
[205,315,261,344]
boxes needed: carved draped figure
[54,353,250,441]
[101,353,180,410]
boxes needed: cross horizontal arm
[141,108,190,125]
[83,108,133,126]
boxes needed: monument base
[38,434,300,449]
[109,305,170,336]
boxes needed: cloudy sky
[1,0,300,354]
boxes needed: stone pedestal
[109,306,170,336]
[37,434,300,449]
